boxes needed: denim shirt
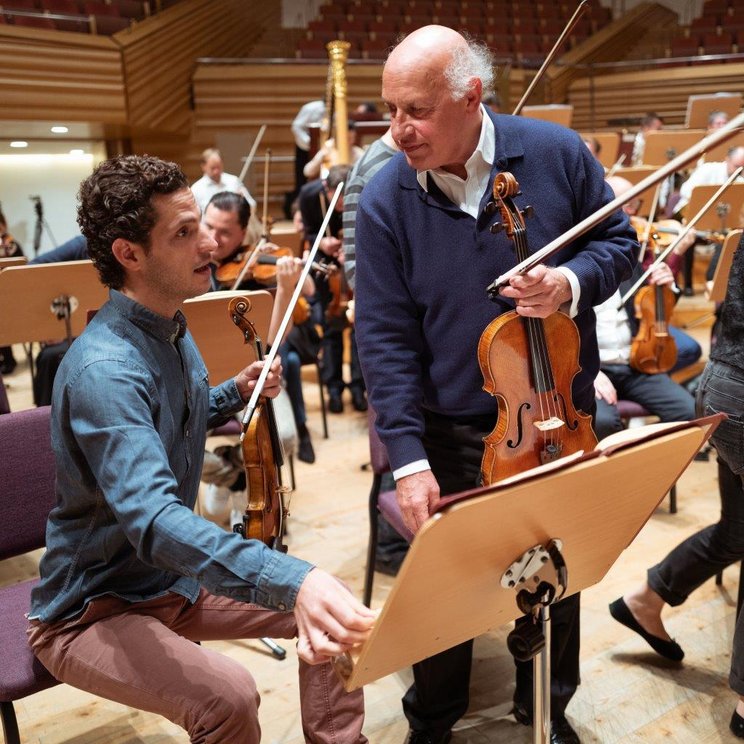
[30,290,312,623]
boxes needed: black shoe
[328,391,343,413]
[512,705,580,743]
[551,715,580,744]
[351,389,368,412]
[731,708,744,738]
[297,425,315,464]
[406,730,452,744]
[609,597,684,661]
[682,286,694,296]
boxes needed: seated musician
[191,147,256,213]
[592,259,696,440]
[673,146,744,292]
[298,164,367,414]
[26,154,374,744]
[0,207,24,374]
[201,191,317,477]
[302,121,365,182]
[630,112,663,166]
[607,175,701,373]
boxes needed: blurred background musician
[673,145,744,293]
[299,164,366,414]
[0,207,24,375]
[191,146,256,214]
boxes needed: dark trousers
[402,410,581,734]
[32,340,71,406]
[594,364,696,441]
[649,362,744,614]
[320,324,364,396]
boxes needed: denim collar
[109,289,187,344]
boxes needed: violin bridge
[533,417,565,432]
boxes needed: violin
[229,296,289,551]
[628,251,678,375]
[216,246,329,290]
[215,245,292,288]
[478,173,597,485]
[630,216,725,248]
[325,263,353,322]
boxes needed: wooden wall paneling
[567,62,744,131]
[117,0,279,134]
[0,25,126,123]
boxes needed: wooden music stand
[0,260,107,346]
[520,104,572,128]
[684,183,744,232]
[182,290,273,385]
[707,228,743,303]
[0,257,27,270]
[336,417,719,740]
[577,131,620,170]
[685,92,743,130]
[642,130,704,167]
[609,166,659,218]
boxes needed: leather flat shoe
[731,708,744,738]
[297,426,315,464]
[609,597,684,661]
[406,730,452,744]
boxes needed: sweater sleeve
[354,181,429,471]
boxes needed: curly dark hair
[77,155,189,289]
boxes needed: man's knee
[187,666,261,743]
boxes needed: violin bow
[231,149,271,291]
[619,166,744,305]
[637,183,663,262]
[488,110,744,295]
[239,182,344,435]
[605,154,626,179]
[512,0,589,116]
[238,124,267,185]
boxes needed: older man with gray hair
[354,25,637,744]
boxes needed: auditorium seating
[296,0,606,61]
[664,0,742,63]
[0,0,171,34]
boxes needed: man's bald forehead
[386,25,466,71]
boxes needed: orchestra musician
[354,26,637,744]
[606,175,702,372]
[26,155,374,744]
[610,231,744,740]
[630,112,663,166]
[673,145,744,293]
[299,164,367,414]
[190,147,256,214]
[200,191,318,469]
[0,207,24,375]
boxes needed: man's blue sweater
[354,111,638,472]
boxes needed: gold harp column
[326,40,351,165]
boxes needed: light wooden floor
[2,293,741,744]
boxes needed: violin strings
[515,227,560,453]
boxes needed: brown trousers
[28,589,367,744]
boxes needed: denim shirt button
[278,602,287,611]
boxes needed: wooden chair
[0,407,59,744]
